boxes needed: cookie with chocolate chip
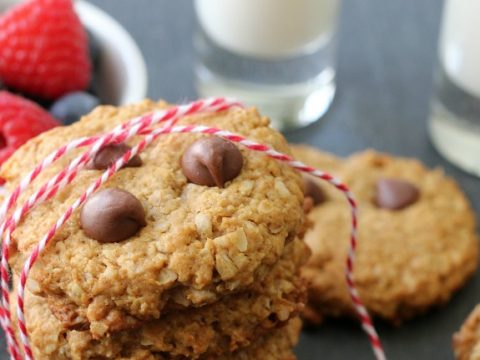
[293,145,478,324]
[1,100,305,337]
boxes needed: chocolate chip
[375,178,419,210]
[80,188,146,243]
[303,177,325,206]
[181,137,243,187]
[90,143,142,170]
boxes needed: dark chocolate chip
[375,178,419,210]
[80,188,146,243]
[90,143,142,170]
[303,177,325,206]
[181,137,243,187]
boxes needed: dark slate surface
[3,1,480,359]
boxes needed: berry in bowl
[0,0,147,167]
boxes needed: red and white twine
[0,98,385,360]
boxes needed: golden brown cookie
[453,305,480,360]
[12,238,306,360]
[20,238,308,358]
[14,282,301,360]
[293,145,478,324]
[218,317,301,360]
[2,101,304,334]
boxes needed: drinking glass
[194,0,341,131]
[429,0,480,176]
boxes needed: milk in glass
[429,0,480,176]
[194,0,340,130]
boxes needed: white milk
[195,0,340,58]
[440,0,480,97]
[429,0,480,177]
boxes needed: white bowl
[0,0,148,105]
[76,0,148,105]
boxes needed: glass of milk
[429,0,480,176]
[194,0,341,131]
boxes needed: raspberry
[0,91,59,165]
[0,0,91,100]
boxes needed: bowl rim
[75,0,148,105]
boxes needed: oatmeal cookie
[31,238,308,358]
[293,145,478,324]
[218,317,301,360]
[454,305,480,360]
[2,101,304,333]
[13,251,305,360]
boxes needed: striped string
[0,97,240,360]
[0,101,385,360]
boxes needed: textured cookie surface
[29,238,309,358]
[293,145,478,324]
[14,279,303,359]
[219,317,301,360]
[454,305,480,360]
[2,101,304,333]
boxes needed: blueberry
[50,91,100,125]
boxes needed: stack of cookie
[3,102,310,359]
[293,145,478,325]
